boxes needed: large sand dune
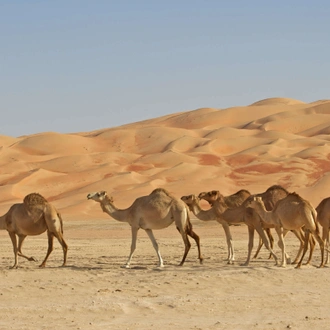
[1,97,330,216]
[1,97,330,329]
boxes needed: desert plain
[1,97,330,329]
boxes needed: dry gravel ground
[0,220,329,330]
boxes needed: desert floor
[1,219,329,330]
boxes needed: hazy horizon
[1,1,330,137]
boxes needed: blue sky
[1,1,330,137]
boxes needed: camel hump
[23,193,48,221]
[225,189,251,208]
[266,185,289,194]
[24,193,48,208]
[151,188,170,195]
[150,188,176,199]
[288,192,301,199]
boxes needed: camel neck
[100,201,129,223]
[191,202,217,221]
[253,203,273,224]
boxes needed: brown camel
[249,185,314,265]
[316,197,330,263]
[246,193,325,268]
[0,193,68,269]
[197,190,279,266]
[182,190,250,264]
[87,188,203,268]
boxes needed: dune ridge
[1,97,330,218]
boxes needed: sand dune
[1,97,330,329]
[1,96,330,214]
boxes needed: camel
[249,185,314,265]
[182,189,251,264]
[189,191,279,266]
[0,193,68,269]
[87,188,203,268]
[246,193,325,268]
[250,185,289,259]
[316,197,330,263]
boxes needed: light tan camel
[181,190,250,264]
[246,193,325,268]
[0,193,68,269]
[194,191,279,266]
[250,185,289,258]
[316,197,330,263]
[87,188,203,268]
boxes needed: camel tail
[57,212,64,234]
[0,215,7,230]
[184,206,194,233]
[312,208,320,235]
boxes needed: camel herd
[0,185,329,269]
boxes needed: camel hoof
[10,265,18,269]
[121,265,130,269]
[39,264,46,268]
[28,257,37,262]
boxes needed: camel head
[181,194,200,211]
[245,196,264,210]
[198,190,222,206]
[87,191,114,204]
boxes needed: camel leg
[177,229,191,266]
[267,228,275,259]
[8,232,19,269]
[39,231,54,268]
[53,232,68,266]
[256,224,278,266]
[187,229,203,264]
[145,229,164,268]
[252,236,263,259]
[322,226,329,264]
[303,235,315,266]
[17,235,37,262]
[282,229,292,264]
[253,228,274,260]
[312,229,325,268]
[274,226,286,267]
[296,229,311,268]
[220,222,234,264]
[327,230,330,264]
[123,227,139,268]
[241,225,255,266]
[291,229,304,264]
